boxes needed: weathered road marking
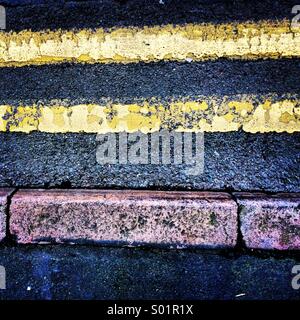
[0,20,299,66]
[1,94,299,133]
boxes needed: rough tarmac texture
[2,0,299,31]
[0,245,299,300]
[0,60,299,105]
[0,132,299,192]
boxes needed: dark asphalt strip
[0,59,299,105]
[0,245,299,299]
[0,132,299,191]
[3,0,299,31]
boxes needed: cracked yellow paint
[0,105,7,131]
[0,95,299,133]
[0,20,299,66]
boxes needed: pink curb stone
[10,189,238,248]
[0,188,14,241]
[235,192,300,250]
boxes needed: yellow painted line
[0,20,299,66]
[1,95,299,133]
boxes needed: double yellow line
[0,20,299,133]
